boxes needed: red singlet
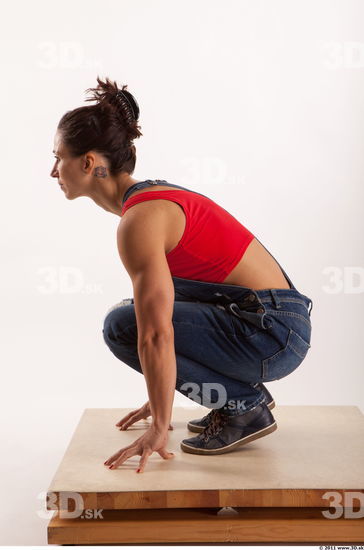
[121,189,255,283]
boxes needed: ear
[82,152,96,173]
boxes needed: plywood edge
[47,507,364,544]
[46,488,364,511]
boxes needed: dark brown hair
[57,76,143,175]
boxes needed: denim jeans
[103,179,313,416]
[103,274,313,417]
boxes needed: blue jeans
[102,276,313,416]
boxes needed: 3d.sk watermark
[179,381,249,412]
[37,491,103,520]
[321,491,364,519]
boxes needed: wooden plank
[47,406,364,510]
[47,507,364,544]
[48,488,361,511]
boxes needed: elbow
[138,327,174,349]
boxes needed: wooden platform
[47,406,364,544]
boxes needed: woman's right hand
[115,401,173,431]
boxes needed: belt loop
[269,289,281,309]
[308,299,313,316]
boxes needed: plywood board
[47,406,364,510]
[47,507,364,544]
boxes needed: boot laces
[201,409,229,442]
[202,409,215,423]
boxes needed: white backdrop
[1,0,363,544]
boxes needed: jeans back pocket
[261,329,311,381]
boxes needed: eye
[54,156,60,161]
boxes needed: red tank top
[121,189,255,283]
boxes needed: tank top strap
[121,179,210,207]
[121,180,157,206]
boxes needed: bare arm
[117,202,176,432]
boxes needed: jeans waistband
[255,288,313,313]
[172,276,313,328]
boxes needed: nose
[50,165,58,178]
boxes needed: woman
[51,76,313,474]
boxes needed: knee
[103,309,122,346]
[102,310,117,348]
[102,303,135,348]
[104,299,133,320]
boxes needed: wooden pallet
[47,406,364,544]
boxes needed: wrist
[151,420,170,434]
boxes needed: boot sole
[187,399,276,433]
[181,421,278,455]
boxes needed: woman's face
[50,131,90,199]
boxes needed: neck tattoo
[94,166,107,177]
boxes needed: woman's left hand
[104,425,175,473]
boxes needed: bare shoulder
[119,200,170,244]
[117,201,170,274]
